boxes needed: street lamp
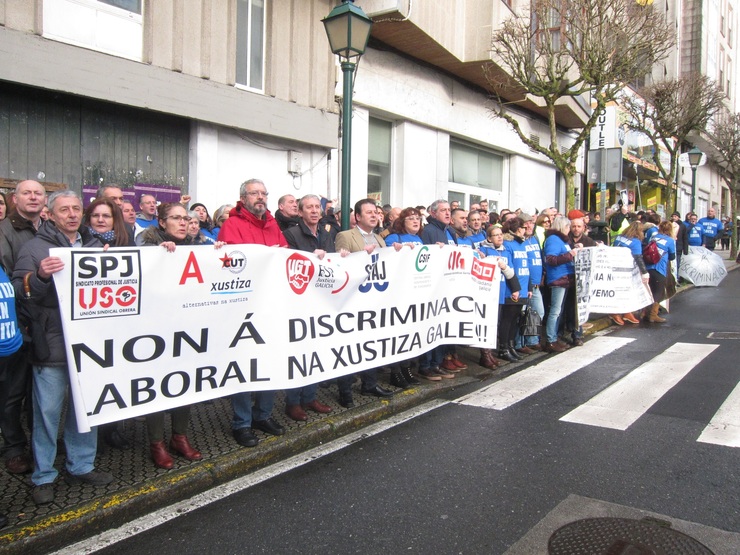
[687,146,703,213]
[323,0,373,230]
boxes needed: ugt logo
[286,253,315,295]
[448,250,465,271]
[359,252,389,293]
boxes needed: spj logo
[359,252,389,293]
[415,246,431,272]
[286,253,315,295]
[72,251,142,320]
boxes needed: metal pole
[340,60,355,231]
[690,165,697,213]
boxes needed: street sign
[587,148,623,183]
[678,152,707,167]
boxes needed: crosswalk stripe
[456,336,635,410]
[560,342,719,431]
[697,380,740,448]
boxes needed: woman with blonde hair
[610,221,647,325]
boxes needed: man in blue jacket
[698,207,721,251]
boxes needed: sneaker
[68,469,114,486]
[622,313,641,324]
[432,366,455,379]
[417,368,442,381]
[32,483,54,505]
[610,315,625,326]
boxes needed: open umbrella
[679,246,727,287]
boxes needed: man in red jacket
[218,179,286,448]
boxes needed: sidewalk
[1,250,736,554]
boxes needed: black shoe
[103,428,131,450]
[338,394,355,408]
[498,349,517,362]
[508,347,523,361]
[570,337,584,347]
[32,483,54,505]
[252,417,285,436]
[401,366,421,385]
[233,427,259,447]
[360,385,394,398]
[67,469,114,486]
[0,512,7,528]
[389,370,410,389]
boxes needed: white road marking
[50,400,449,555]
[560,342,719,430]
[455,336,635,410]
[697,380,740,448]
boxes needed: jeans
[419,345,445,370]
[32,365,98,485]
[545,286,568,343]
[284,384,319,406]
[516,288,545,348]
[231,391,275,430]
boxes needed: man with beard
[698,207,721,251]
[218,179,286,447]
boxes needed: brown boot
[648,302,666,323]
[150,441,174,469]
[478,348,498,369]
[170,434,202,461]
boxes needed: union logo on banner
[286,253,315,295]
[71,250,142,320]
[471,258,496,282]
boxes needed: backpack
[642,240,661,265]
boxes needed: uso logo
[286,253,315,295]
[72,251,141,320]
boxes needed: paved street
[74,269,740,555]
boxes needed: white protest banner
[51,244,500,431]
[575,246,653,325]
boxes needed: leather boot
[170,434,202,461]
[389,369,410,389]
[150,441,174,469]
[478,349,498,369]
[648,302,666,323]
[508,342,523,360]
[400,366,421,385]
[498,346,517,362]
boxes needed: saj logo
[359,252,389,293]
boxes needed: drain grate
[707,332,740,339]
[548,517,714,555]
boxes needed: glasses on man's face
[245,191,269,197]
[166,215,192,223]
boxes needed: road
[71,271,740,554]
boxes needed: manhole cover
[548,517,714,555]
[707,332,740,339]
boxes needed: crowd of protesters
[0,178,726,522]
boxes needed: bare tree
[489,0,673,208]
[707,111,740,258]
[619,75,725,214]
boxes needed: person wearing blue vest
[479,226,521,364]
[516,213,544,353]
[501,218,531,361]
[686,213,703,247]
[645,220,677,323]
[611,222,649,325]
[698,207,721,251]
[543,216,582,353]
[458,210,487,249]
[0,264,23,527]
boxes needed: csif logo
[448,250,465,271]
[415,246,431,272]
[286,253,315,295]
